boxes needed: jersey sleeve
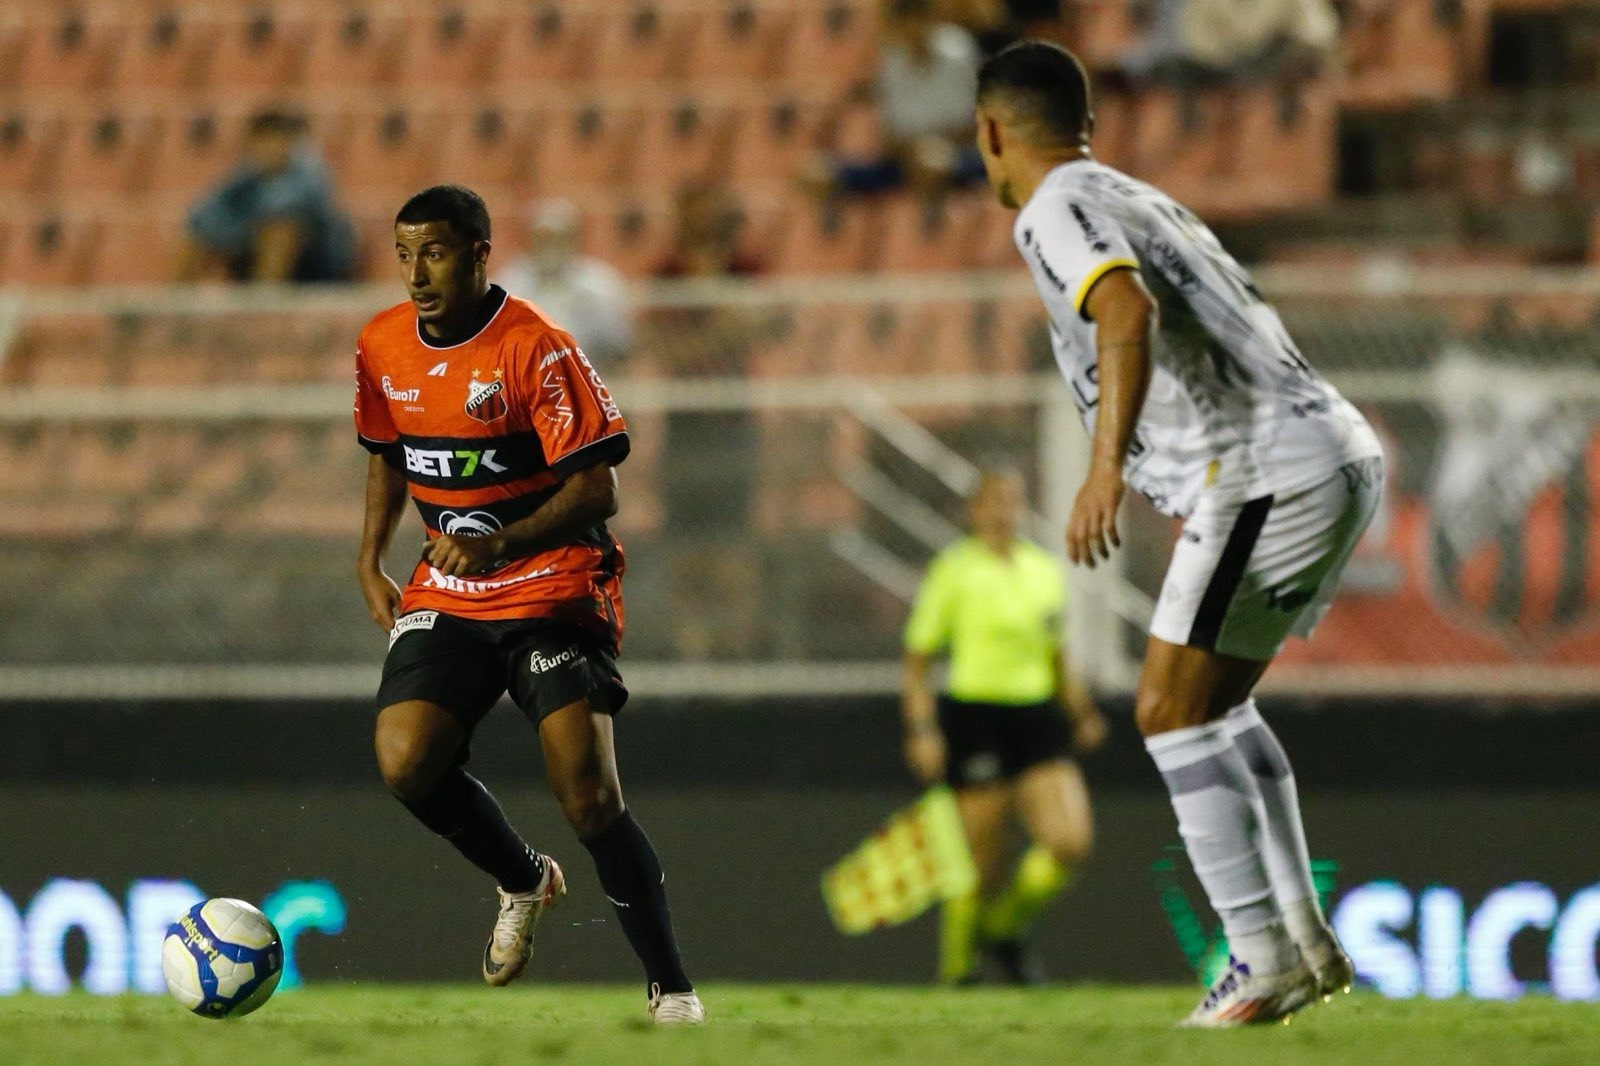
[525,332,631,478]
[904,552,958,655]
[353,338,399,454]
[1022,192,1139,322]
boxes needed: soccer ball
[161,898,284,1019]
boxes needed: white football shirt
[1016,160,1382,517]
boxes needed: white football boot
[648,983,706,1025]
[1180,955,1318,1028]
[482,857,566,987]
[1303,938,1356,1001]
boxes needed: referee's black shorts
[938,696,1074,789]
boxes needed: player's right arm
[356,454,408,629]
[902,554,955,786]
[352,337,406,629]
[1070,267,1155,568]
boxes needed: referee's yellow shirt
[903,537,1066,705]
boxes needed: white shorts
[1148,457,1383,661]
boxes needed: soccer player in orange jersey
[353,185,702,1024]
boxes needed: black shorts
[938,696,1074,789]
[376,610,629,729]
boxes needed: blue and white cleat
[1180,955,1318,1028]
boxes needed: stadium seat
[1,213,100,287]
[89,211,186,285]
[201,6,312,92]
[493,3,601,89]
[1340,0,1462,108]
[393,5,508,89]
[533,101,643,194]
[627,98,736,191]
[109,5,213,94]
[12,8,122,92]
[330,108,447,204]
[51,111,163,198]
[682,1,794,86]
[769,199,876,275]
[142,110,247,205]
[429,107,541,201]
[301,7,404,90]
[725,99,827,185]
[868,194,993,274]
[783,1,877,91]
[0,111,66,196]
[589,2,700,85]
[1066,0,1139,70]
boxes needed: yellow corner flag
[821,787,977,935]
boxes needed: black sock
[401,769,546,893]
[581,810,692,993]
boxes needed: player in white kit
[973,42,1384,1026]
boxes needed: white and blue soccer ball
[161,898,284,1019]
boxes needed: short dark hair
[395,184,491,244]
[976,41,1092,148]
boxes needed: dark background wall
[2,695,1597,988]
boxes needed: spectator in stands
[496,199,633,364]
[808,0,986,212]
[1117,0,1338,89]
[943,0,1066,55]
[177,110,356,284]
[647,182,767,659]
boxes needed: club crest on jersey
[466,367,508,424]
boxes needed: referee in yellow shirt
[903,470,1107,984]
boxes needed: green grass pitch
[5,984,1596,1066]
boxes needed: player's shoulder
[358,301,418,353]
[496,294,580,352]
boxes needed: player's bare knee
[1134,688,1205,737]
[374,725,442,803]
[1044,828,1093,868]
[556,783,623,839]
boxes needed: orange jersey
[354,286,630,644]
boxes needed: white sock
[1223,700,1334,957]
[1146,721,1299,976]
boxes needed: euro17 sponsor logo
[381,376,420,402]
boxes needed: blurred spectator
[808,0,986,210]
[942,0,1066,55]
[177,110,356,284]
[497,199,633,363]
[648,183,767,660]
[1117,0,1337,87]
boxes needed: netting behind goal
[0,269,1596,699]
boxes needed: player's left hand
[1071,710,1109,754]
[1067,466,1124,568]
[424,533,507,577]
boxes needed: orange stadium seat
[429,107,541,199]
[1339,0,1462,107]
[143,110,248,204]
[89,213,185,285]
[110,6,213,94]
[493,3,601,89]
[301,7,404,90]
[533,101,643,195]
[725,100,826,185]
[682,1,794,86]
[770,199,877,275]
[51,111,163,199]
[784,1,877,91]
[868,194,997,274]
[1,214,100,287]
[12,9,123,92]
[329,108,448,205]
[201,6,313,92]
[590,2,701,85]
[627,98,737,191]
[0,111,66,196]
[1066,0,1138,70]
[393,5,508,88]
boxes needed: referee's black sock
[581,809,692,994]
[401,769,547,893]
